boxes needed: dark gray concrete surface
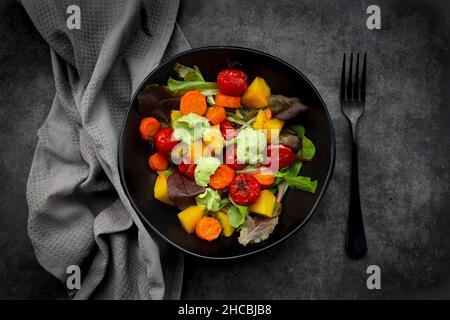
[1,0,449,299]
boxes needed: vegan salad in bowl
[137,63,317,246]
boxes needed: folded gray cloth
[23,0,190,299]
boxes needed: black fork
[340,53,367,258]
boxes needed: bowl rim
[118,45,336,259]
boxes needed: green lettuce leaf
[196,188,222,212]
[299,135,316,161]
[289,125,316,161]
[174,63,205,82]
[284,176,317,193]
[288,161,302,176]
[173,113,211,144]
[219,197,231,210]
[227,205,248,228]
[290,125,305,138]
[194,157,221,187]
[167,77,218,95]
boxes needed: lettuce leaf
[166,77,218,95]
[289,124,305,138]
[299,135,316,161]
[166,63,219,95]
[289,125,316,161]
[196,188,222,212]
[284,176,317,193]
[219,197,231,210]
[137,84,180,123]
[174,63,205,82]
[268,95,308,120]
[279,132,301,151]
[227,205,248,228]
[238,216,279,246]
[194,157,221,187]
[288,161,302,176]
[167,170,205,210]
[173,113,211,144]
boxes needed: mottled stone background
[0,0,449,299]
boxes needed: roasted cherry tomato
[217,69,248,96]
[263,144,296,170]
[220,120,237,141]
[229,174,261,206]
[224,146,246,170]
[178,162,196,180]
[154,128,178,153]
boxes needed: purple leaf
[238,216,279,246]
[167,169,205,210]
[268,95,308,121]
[137,84,180,124]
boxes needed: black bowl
[119,46,335,259]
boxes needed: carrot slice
[149,152,169,171]
[139,117,161,140]
[195,216,222,241]
[253,167,275,188]
[180,90,207,115]
[215,92,241,108]
[206,106,226,125]
[209,164,235,190]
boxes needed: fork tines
[341,53,366,104]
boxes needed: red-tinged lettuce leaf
[167,169,205,210]
[238,216,279,246]
[279,132,301,151]
[137,84,180,123]
[268,95,308,121]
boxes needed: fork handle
[345,123,367,258]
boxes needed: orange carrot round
[206,106,226,125]
[148,152,169,171]
[253,167,275,188]
[215,92,241,108]
[180,90,207,115]
[195,216,222,241]
[139,117,161,140]
[209,164,235,190]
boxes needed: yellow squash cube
[253,109,272,130]
[154,172,174,206]
[177,205,206,233]
[170,110,183,127]
[242,77,271,109]
[264,118,285,143]
[216,211,235,237]
[253,110,266,129]
[249,189,276,218]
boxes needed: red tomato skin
[229,174,261,206]
[154,128,178,153]
[220,120,237,141]
[224,146,246,170]
[178,162,196,180]
[217,69,248,96]
[264,144,296,170]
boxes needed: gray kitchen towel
[22,0,191,299]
